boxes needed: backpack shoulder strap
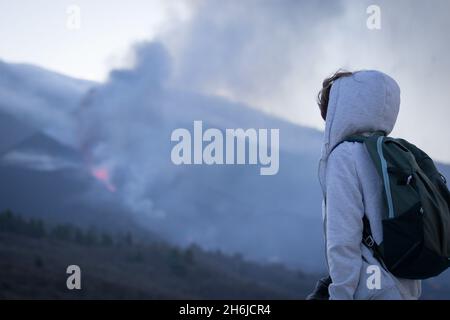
[344,134,369,143]
[329,135,365,154]
[362,215,388,271]
[329,132,382,154]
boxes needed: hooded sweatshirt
[318,70,421,300]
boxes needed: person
[310,70,421,300]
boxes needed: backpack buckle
[364,235,375,248]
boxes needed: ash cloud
[76,42,173,222]
[162,0,450,162]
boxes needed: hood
[318,70,401,196]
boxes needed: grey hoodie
[318,70,421,300]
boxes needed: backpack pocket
[382,202,450,279]
[382,202,424,277]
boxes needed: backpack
[342,132,450,279]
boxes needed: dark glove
[306,276,331,300]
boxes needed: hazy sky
[0,0,190,80]
[1,0,449,163]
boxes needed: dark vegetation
[0,210,316,299]
[1,210,449,299]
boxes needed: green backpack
[342,132,450,279]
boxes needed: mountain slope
[0,60,94,146]
[0,214,316,299]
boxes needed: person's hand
[306,276,331,300]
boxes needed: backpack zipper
[390,240,421,270]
